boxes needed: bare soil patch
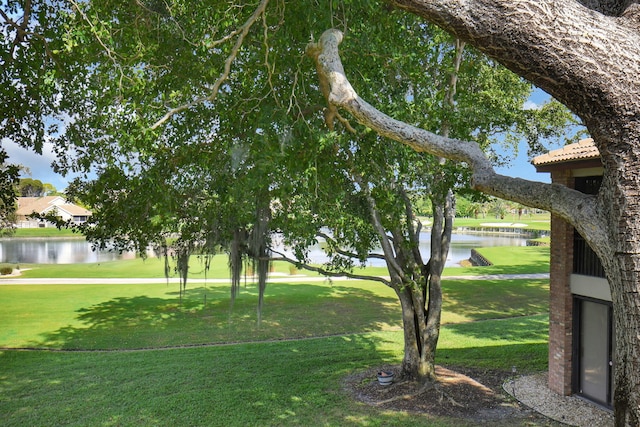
[344,365,565,426]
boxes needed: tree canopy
[309,1,640,425]
[2,0,589,415]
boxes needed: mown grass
[0,246,551,426]
[0,275,548,350]
[446,245,550,276]
[0,327,546,427]
[450,212,551,231]
[10,257,320,279]
[12,227,77,238]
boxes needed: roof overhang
[532,138,601,173]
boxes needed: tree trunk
[396,284,434,381]
[597,139,640,426]
[609,262,640,427]
[393,191,453,383]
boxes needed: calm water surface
[0,232,529,265]
[0,238,134,264]
[300,232,529,267]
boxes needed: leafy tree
[311,1,640,424]
[2,0,574,392]
[18,178,44,196]
[17,178,57,197]
[488,198,509,220]
[0,151,19,234]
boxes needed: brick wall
[548,170,574,395]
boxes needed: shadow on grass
[438,315,549,372]
[438,342,549,373]
[31,282,401,350]
[442,279,549,320]
[0,333,405,427]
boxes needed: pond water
[0,238,137,264]
[0,232,530,265]
[298,231,529,268]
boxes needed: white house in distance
[16,196,92,228]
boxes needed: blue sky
[4,89,572,191]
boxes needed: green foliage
[17,178,45,197]
[0,151,19,235]
[1,0,69,152]
[2,3,571,375]
[0,1,574,276]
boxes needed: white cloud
[2,139,70,191]
[523,100,542,110]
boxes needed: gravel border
[504,372,614,426]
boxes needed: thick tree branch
[268,250,391,287]
[316,231,386,261]
[306,28,609,245]
[399,187,423,266]
[384,0,640,131]
[351,173,406,283]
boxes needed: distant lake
[276,231,529,268]
[0,238,136,264]
[0,232,530,265]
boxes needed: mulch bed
[343,365,565,425]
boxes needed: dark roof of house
[532,138,599,167]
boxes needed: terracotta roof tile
[532,138,599,166]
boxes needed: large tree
[2,0,576,411]
[47,2,566,382]
[1,0,66,224]
[309,1,640,425]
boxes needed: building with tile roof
[532,138,600,171]
[16,196,92,228]
[533,138,612,409]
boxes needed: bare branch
[150,0,270,130]
[306,29,608,240]
[351,173,406,282]
[268,250,391,287]
[316,231,386,261]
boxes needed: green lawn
[450,212,551,231]
[460,245,550,275]
[0,246,551,426]
[0,275,548,350]
[0,326,546,427]
[12,227,77,238]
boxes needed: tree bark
[600,151,640,427]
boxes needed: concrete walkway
[0,273,549,285]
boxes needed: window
[572,176,605,277]
[573,231,606,277]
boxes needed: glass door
[574,297,613,406]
